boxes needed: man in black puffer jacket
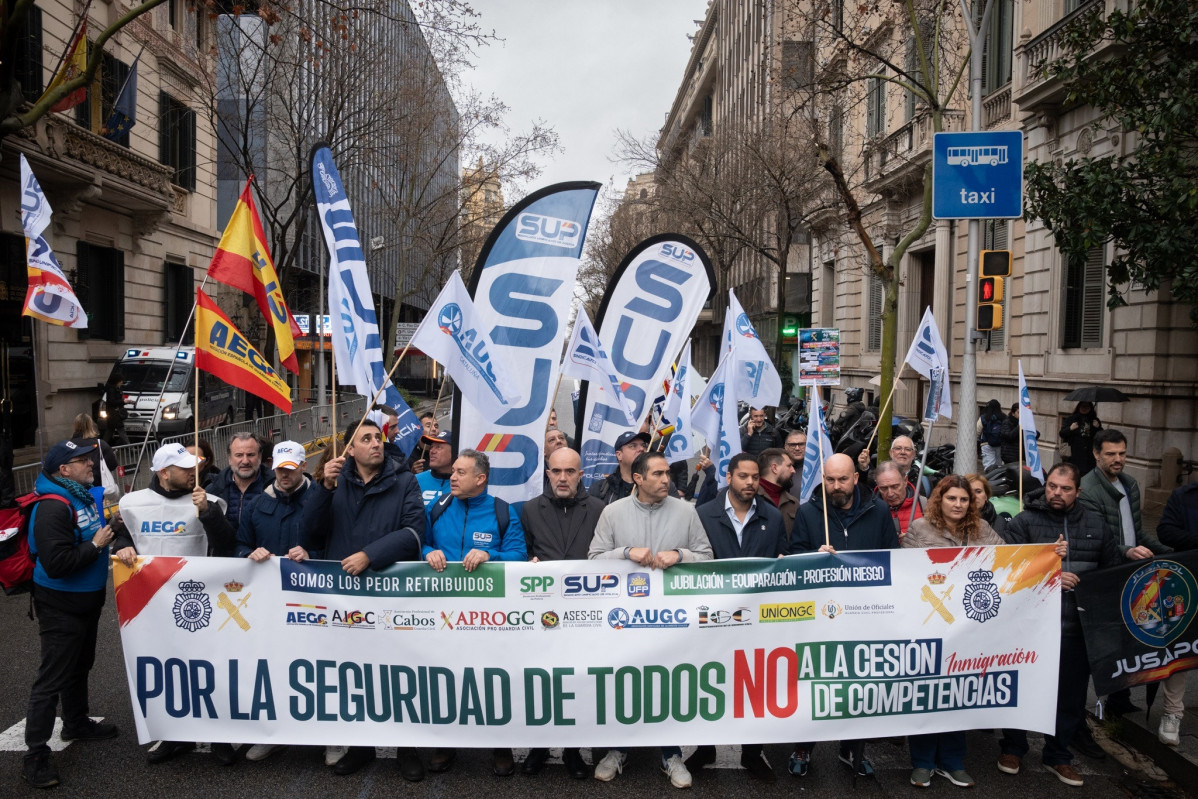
[997,462,1120,787]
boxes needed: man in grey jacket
[588,450,711,789]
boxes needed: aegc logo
[515,214,581,249]
[563,573,620,597]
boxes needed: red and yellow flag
[195,289,292,413]
[42,23,89,112]
[206,179,301,373]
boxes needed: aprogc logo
[515,213,580,249]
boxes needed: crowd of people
[17,401,1198,792]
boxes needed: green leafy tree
[1024,0,1198,322]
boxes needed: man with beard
[415,430,454,509]
[741,407,783,456]
[589,431,650,504]
[205,432,269,551]
[787,452,897,779]
[519,446,603,778]
[689,452,787,781]
[997,462,1116,786]
[756,448,797,538]
[784,430,806,500]
[543,428,570,493]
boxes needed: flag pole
[329,333,337,449]
[910,418,934,528]
[339,338,415,458]
[194,357,201,484]
[29,322,45,462]
[1018,410,1025,514]
[863,364,906,455]
[814,386,830,548]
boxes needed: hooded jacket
[1059,404,1101,475]
[789,484,899,554]
[235,476,315,558]
[302,456,424,567]
[1002,488,1120,635]
[521,486,604,561]
[902,516,1003,549]
[28,473,107,594]
[424,490,527,562]
[697,489,788,559]
[1079,467,1167,556]
[118,478,232,556]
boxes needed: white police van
[101,347,237,438]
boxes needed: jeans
[1000,633,1089,766]
[25,587,104,759]
[909,731,966,771]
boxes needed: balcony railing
[1015,0,1104,104]
[864,108,965,189]
[982,85,1012,128]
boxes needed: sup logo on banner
[515,213,581,249]
[1120,559,1198,648]
[562,573,619,597]
[963,570,1002,623]
[172,581,212,632]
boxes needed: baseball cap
[43,439,98,475]
[614,431,651,451]
[420,430,451,446]
[272,441,307,470]
[151,443,201,472]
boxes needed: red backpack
[0,493,74,595]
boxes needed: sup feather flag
[206,178,301,373]
[19,155,87,328]
[195,289,292,413]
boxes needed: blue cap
[43,439,98,476]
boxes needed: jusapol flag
[662,341,696,463]
[559,308,636,426]
[1017,361,1045,483]
[19,155,87,328]
[411,272,524,421]
[800,387,834,503]
[690,352,742,488]
[904,307,952,418]
[724,289,783,408]
[206,178,301,373]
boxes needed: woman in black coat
[1059,401,1101,476]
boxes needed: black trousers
[25,587,104,759]
[1000,632,1090,766]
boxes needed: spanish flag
[42,22,89,112]
[206,178,301,373]
[195,289,292,413]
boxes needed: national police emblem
[962,569,1001,623]
[173,580,213,632]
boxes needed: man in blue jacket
[205,432,270,552]
[22,440,119,789]
[289,419,424,780]
[787,452,898,779]
[415,430,453,509]
[689,452,787,781]
[423,449,526,776]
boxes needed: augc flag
[195,289,291,413]
[206,178,301,373]
[19,155,87,328]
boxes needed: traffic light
[978,250,1011,331]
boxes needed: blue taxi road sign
[932,131,1024,219]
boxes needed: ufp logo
[515,213,580,249]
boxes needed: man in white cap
[115,442,237,766]
[234,441,314,764]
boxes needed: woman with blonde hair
[71,412,117,489]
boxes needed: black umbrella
[1063,386,1130,403]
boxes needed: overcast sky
[463,0,709,202]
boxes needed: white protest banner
[579,235,713,487]
[20,155,88,328]
[113,546,1061,747]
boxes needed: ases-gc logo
[1121,559,1198,648]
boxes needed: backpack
[980,414,1004,447]
[0,493,75,595]
[428,493,509,538]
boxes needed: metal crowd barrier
[11,398,368,497]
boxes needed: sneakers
[839,748,874,777]
[245,743,286,762]
[594,750,627,781]
[661,754,692,789]
[1046,763,1084,787]
[910,767,933,787]
[936,768,975,787]
[996,754,1020,774]
[60,720,118,741]
[324,745,348,767]
[1160,713,1182,746]
[22,753,60,789]
[787,748,811,777]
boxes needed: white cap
[151,443,201,472]
[272,440,307,470]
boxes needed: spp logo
[658,243,695,264]
[627,572,650,597]
[563,574,620,597]
[515,213,581,249]
[520,576,556,596]
[607,607,689,629]
[284,603,328,627]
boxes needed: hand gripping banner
[453,182,600,503]
[112,545,1061,747]
[578,235,714,488]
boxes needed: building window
[699,94,713,136]
[982,0,1013,94]
[832,0,844,31]
[983,220,1007,351]
[866,71,886,138]
[821,261,836,327]
[163,261,194,343]
[866,272,883,351]
[1062,245,1105,349]
[74,50,132,147]
[828,104,844,158]
[14,5,43,102]
[159,91,197,191]
[782,40,814,91]
[75,242,125,342]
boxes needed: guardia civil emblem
[173,580,212,632]
[963,570,1001,623]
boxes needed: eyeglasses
[892,446,915,453]
[785,442,805,449]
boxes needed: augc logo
[735,312,758,339]
[515,214,580,249]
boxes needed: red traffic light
[979,276,1004,303]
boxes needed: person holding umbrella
[1059,401,1102,476]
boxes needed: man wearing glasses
[784,430,806,501]
[858,435,921,489]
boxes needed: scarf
[50,475,96,505]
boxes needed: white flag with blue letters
[1017,361,1045,483]
[559,307,636,425]
[690,351,742,488]
[725,289,783,409]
